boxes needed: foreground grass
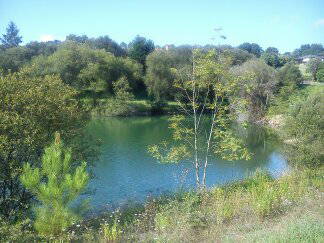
[1,166,323,242]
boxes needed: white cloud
[39,34,64,42]
[314,18,324,27]
[39,34,55,42]
[269,16,281,25]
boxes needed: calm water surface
[85,116,288,209]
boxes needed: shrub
[276,62,303,98]
[283,88,324,167]
[250,181,281,217]
[231,59,277,120]
[100,219,122,242]
[0,67,91,220]
[212,188,235,223]
[316,62,324,82]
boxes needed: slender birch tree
[149,49,251,188]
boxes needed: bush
[276,62,303,98]
[0,68,91,220]
[100,219,122,242]
[283,88,324,167]
[212,188,235,223]
[316,62,324,82]
[231,59,277,120]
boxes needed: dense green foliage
[276,62,303,98]
[28,42,142,95]
[0,22,22,49]
[283,88,324,167]
[293,43,324,57]
[316,62,324,82]
[66,34,126,57]
[20,134,89,236]
[231,59,277,119]
[145,50,176,101]
[0,46,33,73]
[25,40,59,57]
[0,67,90,219]
[0,21,322,105]
[238,42,263,57]
[307,57,323,81]
[128,35,155,67]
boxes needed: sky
[0,0,323,53]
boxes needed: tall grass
[1,167,322,242]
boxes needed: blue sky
[1,0,323,53]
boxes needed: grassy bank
[2,166,323,242]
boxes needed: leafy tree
[120,42,128,50]
[128,36,155,68]
[101,76,137,116]
[145,50,176,101]
[66,35,125,57]
[113,76,134,101]
[261,51,286,68]
[26,40,59,57]
[307,58,322,81]
[149,50,251,188]
[238,42,263,57]
[0,46,32,73]
[293,43,324,57]
[226,48,253,65]
[231,59,277,120]
[66,34,89,43]
[284,89,324,167]
[0,67,91,219]
[171,45,193,66]
[316,62,324,82]
[276,62,303,97]
[108,76,135,114]
[0,21,22,49]
[265,47,279,54]
[20,133,89,236]
[29,42,141,95]
[90,36,126,57]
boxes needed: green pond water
[85,116,288,210]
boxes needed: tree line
[1,21,323,104]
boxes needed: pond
[85,116,288,210]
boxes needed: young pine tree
[1,21,22,48]
[20,133,89,236]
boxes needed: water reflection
[85,116,288,209]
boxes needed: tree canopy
[231,59,277,119]
[28,42,142,94]
[293,43,324,57]
[0,21,22,49]
[128,35,155,67]
[145,50,176,101]
[0,67,90,219]
[276,62,303,97]
[238,42,263,57]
